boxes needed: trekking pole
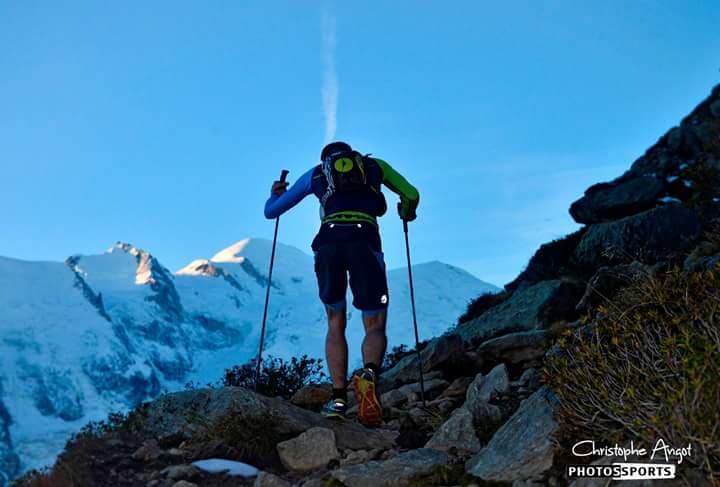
[402,219,426,406]
[254,169,289,392]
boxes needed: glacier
[0,238,497,482]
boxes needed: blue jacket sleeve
[264,167,315,219]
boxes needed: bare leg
[361,310,387,368]
[325,307,348,389]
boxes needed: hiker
[264,141,419,426]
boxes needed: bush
[220,355,326,399]
[457,291,510,325]
[504,228,587,292]
[545,266,720,478]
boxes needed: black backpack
[320,150,371,204]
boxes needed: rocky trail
[14,85,720,486]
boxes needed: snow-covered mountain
[0,239,497,482]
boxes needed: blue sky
[1,1,718,287]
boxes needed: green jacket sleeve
[374,158,420,212]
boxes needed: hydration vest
[311,151,387,220]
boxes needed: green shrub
[220,355,326,399]
[545,266,720,477]
[457,291,510,325]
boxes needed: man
[264,141,419,426]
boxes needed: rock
[467,364,510,404]
[466,387,560,482]
[276,427,340,472]
[428,398,457,415]
[476,330,550,364]
[161,464,200,481]
[569,175,667,224]
[341,449,371,466]
[382,334,462,385]
[290,384,332,411]
[710,99,720,118]
[141,387,396,452]
[254,471,292,487]
[438,376,473,399]
[171,482,197,487]
[515,368,539,389]
[380,378,450,407]
[573,204,700,269]
[455,280,575,344]
[331,448,449,487]
[575,263,648,311]
[425,407,481,453]
[132,439,162,462]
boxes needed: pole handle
[280,169,289,183]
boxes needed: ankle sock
[332,387,347,401]
[364,362,380,378]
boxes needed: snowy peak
[210,239,253,264]
[176,259,222,277]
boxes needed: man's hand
[271,180,289,196]
[397,200,417,222]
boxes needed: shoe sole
[352,374,383,427]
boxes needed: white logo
[380,295,388,304]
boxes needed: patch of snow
[659,196,682,204]
[192,458,259,477]
[666,175,679,183]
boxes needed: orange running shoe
[352,367,383,427]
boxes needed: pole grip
[280,170,289,183]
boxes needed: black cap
[321,141,352,161]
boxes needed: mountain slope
[0,239,496,482]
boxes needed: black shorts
[311,222,389,312]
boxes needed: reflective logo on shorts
[381,295,388,304]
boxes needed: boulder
[161,464,200,481]
[140,387,396,452]
[380,378,450,407]
[438,376,473,400]
[425,407,481,453]
[254,472,291,487]
[569,175,667,224]
[455,280,574,345]
[331,448,449,487]
[573,204,700,269]
[466,364,510,405]
[466,387,560,482]
[276,427,340,472]
[476,330,550,365]
[132,439,162,462]
[290,384,332,411]
[381,334,462,385]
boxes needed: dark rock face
[381,333,463,386]
[476,330,551,365]
[465,387,560,482]
[575,262,648,311]
[569,175,666,224]
[573,204,701,268]
[455,280,567,345]
[16,362,84,422]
